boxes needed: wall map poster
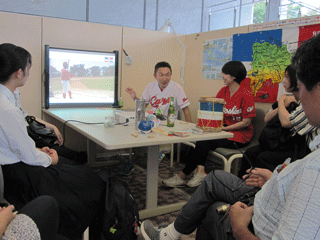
[202,37,233,79]
[233,29,292,103]
[201,23,320,103]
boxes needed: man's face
[298,80,320,128]
[154,67,172,90]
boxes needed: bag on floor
[99,170,140,240]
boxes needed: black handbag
[25,115,58,148]
[258,101,299,150]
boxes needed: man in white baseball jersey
[126,61,192,122]
[121,62,192,175]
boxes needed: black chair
[207,107,266,174]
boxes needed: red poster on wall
[299,24,320,46]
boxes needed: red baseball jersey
[217,85,256,143]
[61,68,73,80]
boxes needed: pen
[122,48,128,56]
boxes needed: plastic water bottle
[147,111,154,121]
[135,99,145,130]
[155,103,164,120]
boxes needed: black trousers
[19,196,60,240]
[181,139,247,176]
[238,144,297,177]
[3,158,105,239]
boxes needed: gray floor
[100,154,202,239]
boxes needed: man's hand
[125,87,137,100]
[230,202,257,240]
[244,168,273,188]
[230,202,253,230]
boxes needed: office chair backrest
[250,107,266,145]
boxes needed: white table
[42,108,233,219]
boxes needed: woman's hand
[40,147,59,165]
[0,205,17,237]
[49,149,59,165]
[52,126,63,146]
[125,87,137,100]
[279,94,296,107]
[222,118,252,131]
[34,117,64,146]
[244,168,273,188]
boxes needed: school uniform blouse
[0,84,51,167]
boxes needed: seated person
[162,61,256,188]
[122,61,192,175]
[17,92,87,164]
[140,32,320,240]
[125,61,192,123]
[0,43,105,239]
[238,65,309,176]
[0,196,59,240]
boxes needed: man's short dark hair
[292,34,320,92]
[221,61,247,84]
[154,61,172,74]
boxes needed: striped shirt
[289,102,320,145]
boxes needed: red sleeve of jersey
[241,90,256,118]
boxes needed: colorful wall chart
[202,23,320,103]
[233,29,292,103]
[202,37,233,79]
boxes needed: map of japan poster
[233,29,291,103]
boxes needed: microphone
[233,142,254,170]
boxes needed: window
[208,0,266,31]
[280,0,320,20]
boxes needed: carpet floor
[100,154,203,240]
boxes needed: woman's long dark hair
[285,64,299,92]
[0,43,32,84]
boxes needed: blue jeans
[174,170,258,240]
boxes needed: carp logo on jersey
[247,106,254,112]
[224,106,242,115]
[150,96,170,108]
